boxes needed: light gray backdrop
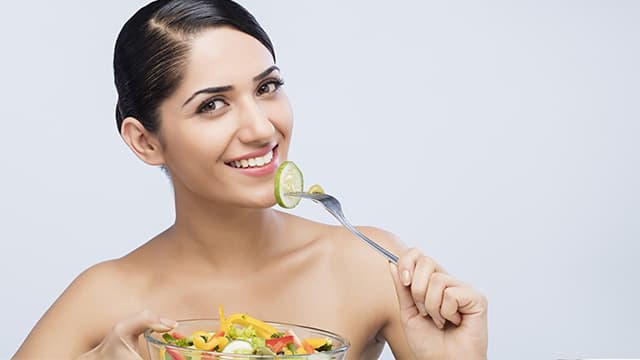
[1,1,638,359]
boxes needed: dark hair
[113,0,275,134]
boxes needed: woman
[14,1,488,359]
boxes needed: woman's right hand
[76,310,176,360]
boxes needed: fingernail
[151,323,172,332]
[401,270,411,286]
[160,317,177,328]
[417,304,427,316]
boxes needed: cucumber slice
[274,161,304,208]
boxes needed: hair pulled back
[113,0,275,134]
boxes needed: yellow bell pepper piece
[219,305,228,333]
[225,313,279,339]
[192,335,214,351]
[191,331,211,340]
[217,336,229,350]
[193,335,228,351]
[304,337,328,349]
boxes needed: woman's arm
[359,227,488,360]
[13,261,156,359]
[14,263,114,358]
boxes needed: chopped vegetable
[305,338,328,349]
[164,348,185,360]
[222,340,253,354]
[274,161,304,208]
[302,339,316,354]
[314,340,334,352]
[157,306,335,357]
[192,333,228,351]
[225,313,279,339]
[307,184,325,194]
[162,333,192,348]
[265,335,294,353]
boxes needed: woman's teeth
[229,150,274,169]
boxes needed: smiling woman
[113,0,276,134]
[12,1,487,359]
[121,24,293,209]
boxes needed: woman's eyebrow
[182,65,280,108]
[253,65,280,81]
[183,85,233,107]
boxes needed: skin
[13,27,487,360]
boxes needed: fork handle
[336,218,399,264]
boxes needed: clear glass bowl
[144,319,350,360]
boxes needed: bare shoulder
[343,224,407,285]
[77,258,140,291]
[282,210,406,254]
[281,212,405,286]
[327,224,407,267]
[67,258,146,309]
[317,222,407,308]
[355,226,408,254]
[325,225,413,349]
[13,258,145,359]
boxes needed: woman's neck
[167,187,287,274]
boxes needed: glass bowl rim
[144,318,351,358]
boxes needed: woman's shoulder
[57,255,154,323]
[282,212,404,281]
[74,257,146,293]
[281,211,406,259]
[13,258,147,358]
[283,214,408,337]
[58,258,148,322]
[282,210,403,243]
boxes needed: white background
[1,1,639,359]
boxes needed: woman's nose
[237,99,276,143]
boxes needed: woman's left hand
[388,248,488,360]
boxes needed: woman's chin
[245,198,277,209]
[201,183,278,209]
[237,190,278,209]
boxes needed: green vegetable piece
[315,340,334,352]
[274,161,303,209]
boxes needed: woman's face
[157,27,292,208]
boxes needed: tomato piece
[165,348,186,360]
[265,335,294,353]
[170,332,186,339]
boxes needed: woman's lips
[225,143,276,164]
[225,145,280,176]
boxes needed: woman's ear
[120,117,165,166]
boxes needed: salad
[158,307,334,359]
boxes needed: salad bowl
[145,318,350,360]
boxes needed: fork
[286,192,398,264]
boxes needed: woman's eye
[257,79,284,96]
[198,98,227,113]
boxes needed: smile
[225,147,276,169]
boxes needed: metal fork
[286,192,398,264]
